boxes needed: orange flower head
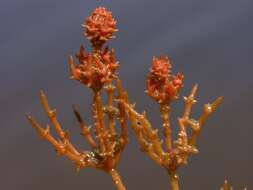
[150,56,172,79]
[146,56,184,104]
[83,7,118,48]
[70,45,119,92]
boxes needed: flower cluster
[83,7,118,48]
[69,45,119,91]
[146,56,184,104]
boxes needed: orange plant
[26,7,128,190]
[26,6,245,190]
[118,55,222,190]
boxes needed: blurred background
[0,0,252,189]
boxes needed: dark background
[0,0,252,189]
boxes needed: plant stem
[109,168,126,190]
[168,170,180,190]
[160,104,172,151]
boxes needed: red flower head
[150,56,172,79]
[146,56,184,104]
[83,7,118,48]
[69,45,119,92]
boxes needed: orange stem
[108,169,126,190]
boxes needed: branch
[109,169,126,190]
[119,100,165,165]
[26,114,87,168]
[160,103,172,151]
[92,90,115,157]
[73,105,97,149]
[115,78,128,150]
[175,85,222,165]
[39,91,80,155]
[189,95,223,146]
[104,84,116,136]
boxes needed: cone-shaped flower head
[150,55,172,78]
[146,56,184,104]
[69,45,119,92]
[83,7,118,48]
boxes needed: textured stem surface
[168,170,180,190]
[93,91,107,153]
[109,169,126,190]
[160,104,172,151]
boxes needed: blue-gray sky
[0,0,252,189]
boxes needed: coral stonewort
[25,6,245,190]
[26,7,128,190]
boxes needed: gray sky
[0,0,252,189]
